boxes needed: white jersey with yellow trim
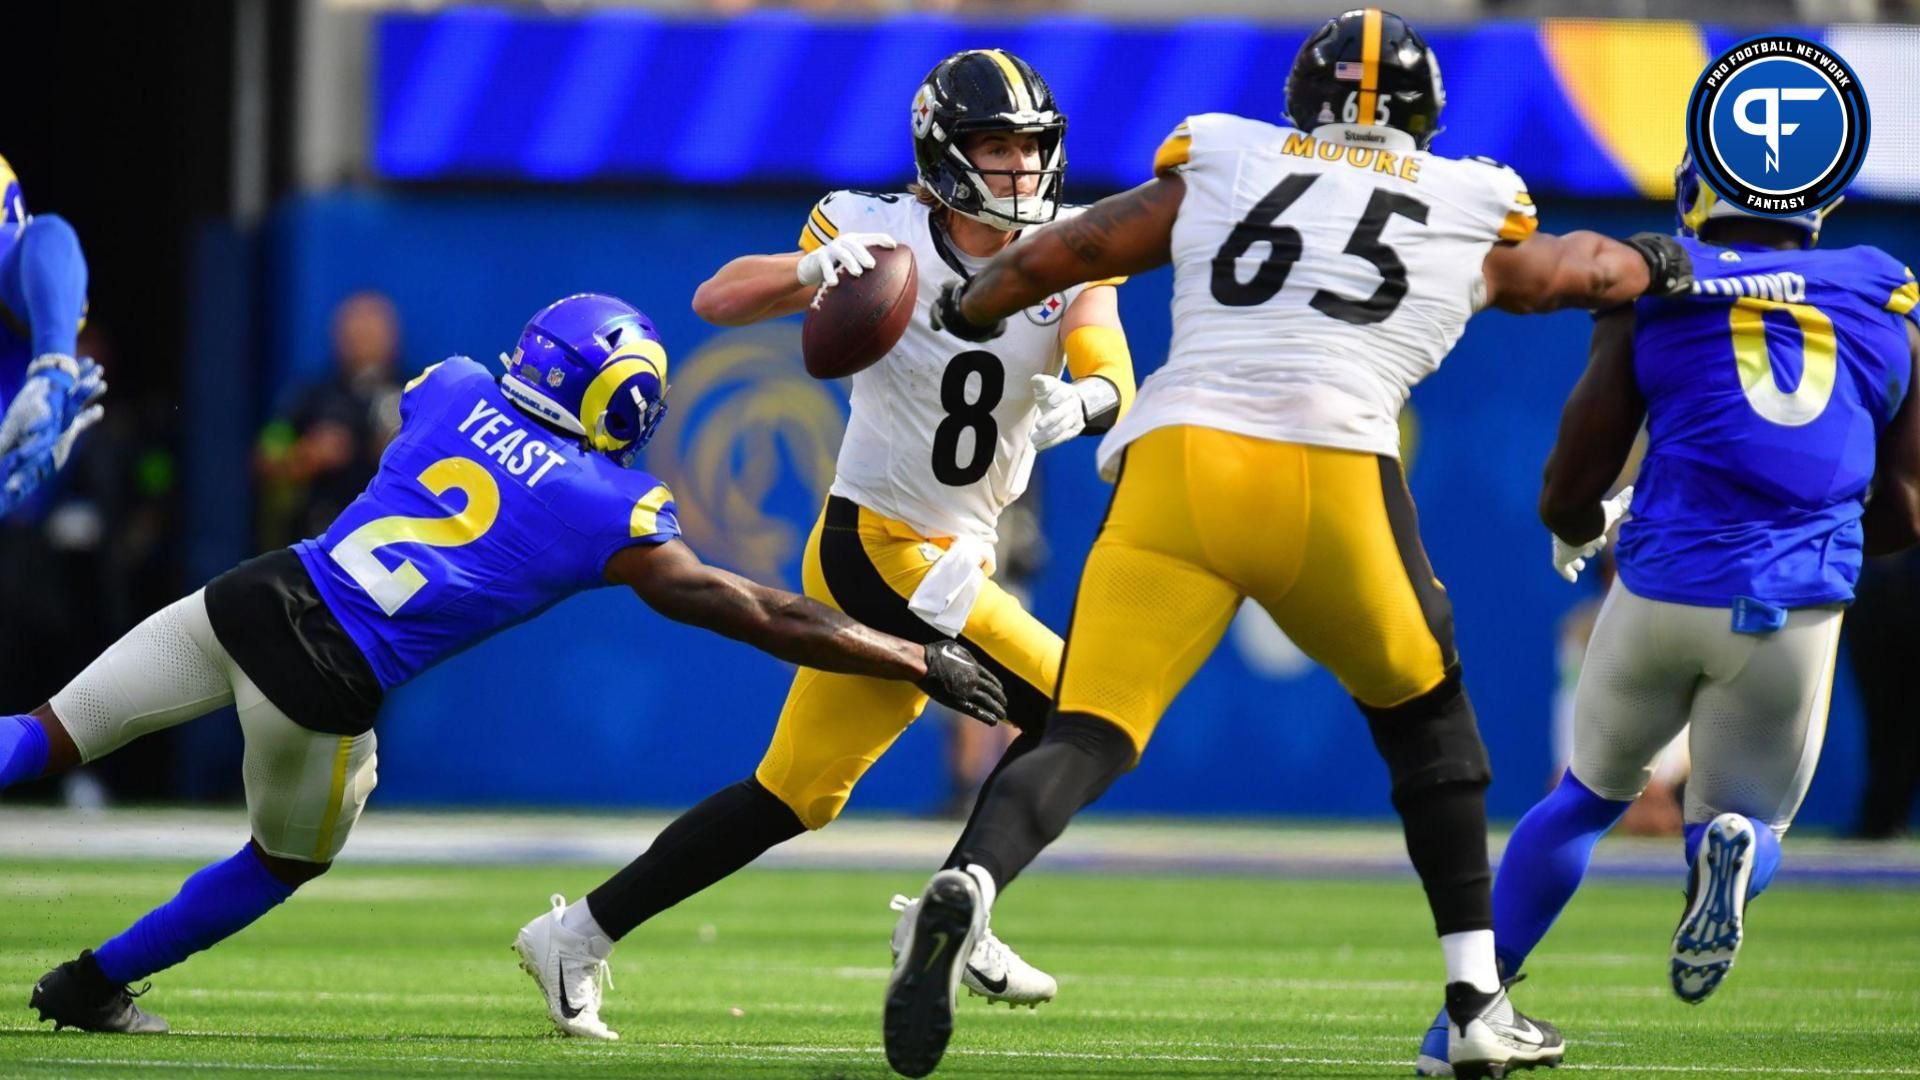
[1098,112,1535,478]
[800,190,1107,544]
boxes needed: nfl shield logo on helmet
[547,366,566,388]
[1024,293,1066,326]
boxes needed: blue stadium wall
[254,189,1920,828]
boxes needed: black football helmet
[1285,9,1444,150]
[911,49,1066,229]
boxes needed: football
[801,244,917,380]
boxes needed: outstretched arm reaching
[605,539,1008,723]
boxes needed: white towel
[906,537,996,638]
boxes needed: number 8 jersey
[801,190,1108,544]
[293,356,681,689]
[1098,112,1535,480]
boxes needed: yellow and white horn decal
[583,339,669,452]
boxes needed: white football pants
[48,590,377,862]
[1568,581,1840,834]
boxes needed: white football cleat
[1671,812,1757,1004]
[884,869,986,1078]
[890,892,1057,1007]
[1444,979,1564,1080]
[513,894,618,1040]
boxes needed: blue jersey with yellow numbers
[293,356,679,688]
[1616,238,1918,608]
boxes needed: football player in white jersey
[514,49,1133,1038]
[880,9,1694,1079]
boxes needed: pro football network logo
[1685,35,1869,218]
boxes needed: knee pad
[755,759,860,831]
[1360,668,1492,807]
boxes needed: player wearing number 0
[886,9,1696,1079]
[520,49,1134,1034]
[0,293,1006,1035]
[1406,158,1920,1074]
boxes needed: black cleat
[883,869,984,1078]
[30,950,169,1034]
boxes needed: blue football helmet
[1675,150,1831,249]
[1,153,24,236]
[499,293,669,469]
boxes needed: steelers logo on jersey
[1024,293,1067,326]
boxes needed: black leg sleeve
[585,777,804,941]
[949,711,1137,891]
[1360,670,1495,936]
[941,727,1045,870]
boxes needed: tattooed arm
[958,176,1186,325]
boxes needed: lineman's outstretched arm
[939,177,1184,338]
[606,539,1007,722]
[1483,231,1691,315]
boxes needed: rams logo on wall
[643,326,848,590]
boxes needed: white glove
[795,232,897,289]
[1552,485,1634,583]
[1029,373,1122,451]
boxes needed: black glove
[917,640,1009,725]
[930,281,1007,343]
[1623,232,1694,299]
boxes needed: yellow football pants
[1058,425,1457,755]
[754,497,1061,829]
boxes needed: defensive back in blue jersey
[294,356,680,688]
[1618,238,1919,608]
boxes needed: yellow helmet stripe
[985,49,1034,114]
[1357,8,1383,128]
[582,340,668,451]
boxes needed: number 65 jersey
[1098,112,1535,480]
[802,190,1109,544]
[292,356,681,689]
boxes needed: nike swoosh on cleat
[921,932,950,975]
[968,965,1009,995]
[555,955,583,1020]
[1507,1017,1546,1047]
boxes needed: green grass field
[0,859,1915,1078]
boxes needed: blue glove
[0,354,107,517]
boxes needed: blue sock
[0,714,49,789]
[1491,772,1631,976]
[93,845,297,985]
[1686,817,1782,900]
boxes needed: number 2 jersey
[291,356,681,689]
[800,190,1107,544]
[1616,239,1918,608]
[1097,112,1536,479]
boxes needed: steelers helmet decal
[1286,9,1445,151]
[911,49,1067,230]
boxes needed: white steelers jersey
[1097,112,1537,479]
[800,190,1106,543]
